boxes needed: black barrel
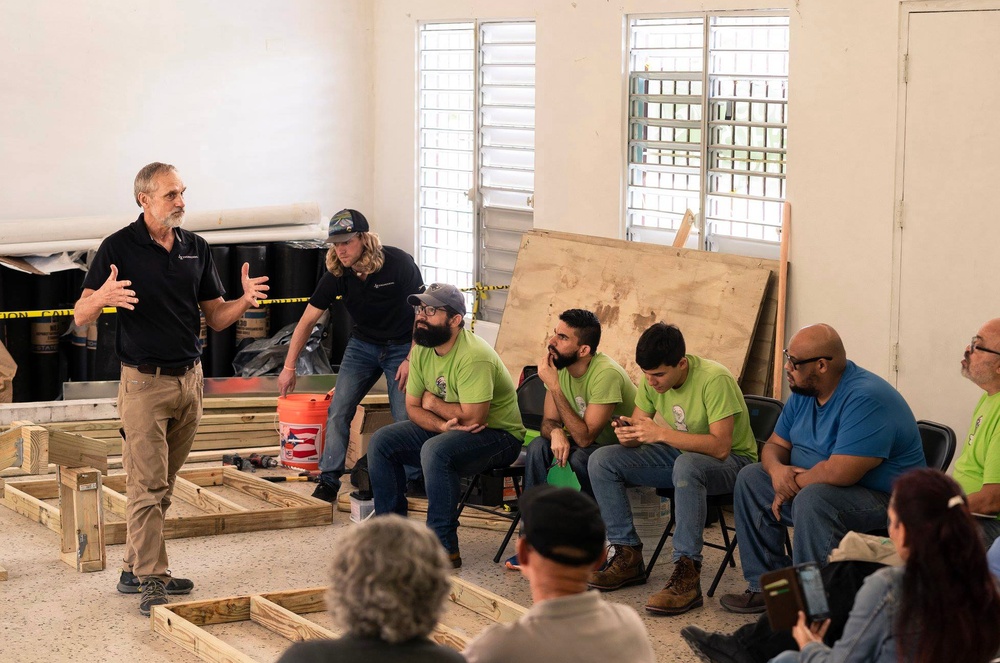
[2,267,34,401]
[233,244,270,351]
[30,272,68,400]
[271,241,322,334]
[93,312,120,381]
[206,245,234,377]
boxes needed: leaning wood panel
[495,230,772,389]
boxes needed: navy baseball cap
[326,209,370,244]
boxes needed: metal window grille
[627,14,788,246]
[417,21,536,319]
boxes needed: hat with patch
[518,485,606,566]
[326,209,370,244]
[407,282,467,317]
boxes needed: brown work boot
[587,544,646,591]
[645,556,703,615]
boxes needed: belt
[122,359,200,377]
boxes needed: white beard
[162,211,185,228]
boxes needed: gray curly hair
[326,515,452,643]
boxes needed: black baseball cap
[519,485,606,566]
[326,209,370,244]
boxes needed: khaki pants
[118,364,203,581]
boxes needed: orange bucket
[277,392,331,470]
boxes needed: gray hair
[326,515,452,643]
[133,162,177,207]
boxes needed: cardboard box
[345,405,395,470]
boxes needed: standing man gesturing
[74,162,269,616]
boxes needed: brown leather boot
[645,556,703,615]
[587,544,646,591]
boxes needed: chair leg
[493,511,522,563]
[714,506,736,568]
[455,474,480,520]
[707,534,737,598]
[784,529,793,558]
[644,512,675,580]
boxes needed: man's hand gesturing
[99,265,138,310]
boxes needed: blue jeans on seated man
[317,337,419,491]
[588,443,752,562]
[524,435,601,496]
[733,462,891,592]
[367,421,523,553]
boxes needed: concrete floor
[0,466,761,662]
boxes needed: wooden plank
[429,622,469,651]
[335,491,513,532]
[0,482,61,533]
[449,576,527,624]
[58,467,106,573]
[102,485,128,518]
[671,209,696,248]
[104,505,331,545]
[220,467,325,509]
[250,595,338,641]
[495,230,772,389]
[176,467,226,487]
[173,477,248,514]
[20,425,49,474]
[0,563,7,581]
[259,588,326,615]
[0,426,19,470]
[151,605,259,663]
[165,596,252,626]
[47,430,108,472]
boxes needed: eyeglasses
[783,350,833,369]
[413,304,443,317]
[970,337,1000,357]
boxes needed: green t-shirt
[634,354,757,461]
[407,328,525,441]
[954,392,1000,520]
[555,352,637,447]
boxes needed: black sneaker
[118,570,193,595]
[448,551,462,569]
[139,578,168,616]
[311,481,339,503]
[680,625,754,663]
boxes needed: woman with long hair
[772,468,1000,662]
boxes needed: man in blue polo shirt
[75,162,269,616]
[720,323,925,614]
[278,209,424,502]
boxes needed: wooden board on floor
[152,578,526,662]
[0,466,332,548]
[334,491,514,532]
[496,230,779,395]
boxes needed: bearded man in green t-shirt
[367,283,525,568]
[587,323,757,617]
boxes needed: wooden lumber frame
[0,423,50,475]
[151,577,526,662]
[334,491,513,532]
[58,466,106,572]
[0,467,332,563]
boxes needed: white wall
[0,0,374,223]
[372,0,911,380]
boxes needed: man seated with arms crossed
[367,283,524,567]
[720,323,925,614]
[587,322,758,616]
[463,485,656,663]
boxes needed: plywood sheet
[496,231,774,390]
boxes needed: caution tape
[459,283,509,332]
[0,297,314,320]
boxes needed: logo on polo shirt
[178,255,199,260]
[373,281,395,289]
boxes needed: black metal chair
[917,419,957,471]
[455,372,546,563]
[645,395,784,597]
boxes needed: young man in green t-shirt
[367,283,525,567]
[587,323,757,616]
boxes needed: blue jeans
[734,462,891,591]
[588,443,752,563]
[367,421,522,553]
[524,435,600,496]
[319,336,416,490]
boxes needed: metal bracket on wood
[77,532,88,561]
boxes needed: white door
[895,9,1000,452]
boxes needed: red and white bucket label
[279,421,323,464]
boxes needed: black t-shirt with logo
[308,245,423,344]
[82,214,224,366]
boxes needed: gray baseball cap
[407,283,467,316]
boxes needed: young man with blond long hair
[279,209,424,502]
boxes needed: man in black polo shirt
[278,209,424,503]
[74,162,269,616]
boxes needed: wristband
[282,366,295,372]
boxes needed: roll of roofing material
[206,245,235,378]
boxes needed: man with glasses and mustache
[366,283,525,567]
[74,162,269,616]
[720,323,925,615]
